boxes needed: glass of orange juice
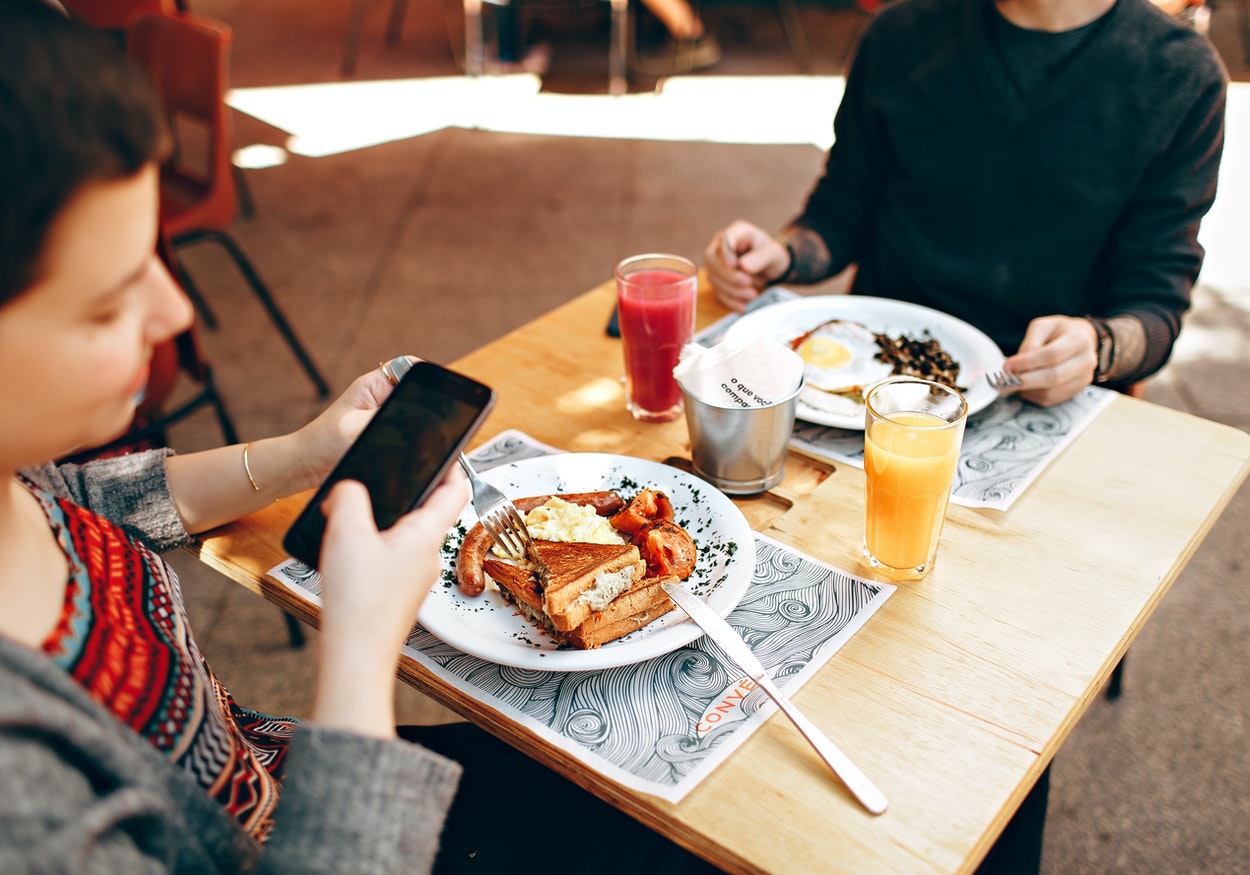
[863,377,968,581]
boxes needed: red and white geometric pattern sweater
[29,481,297,842]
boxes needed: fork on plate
[457,454,532,559]
[985,368,1023,392]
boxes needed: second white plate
[723,295,1005,429]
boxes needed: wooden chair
[127,11,330,398]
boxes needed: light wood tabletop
[191,278,1250,874]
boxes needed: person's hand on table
[703,220,791,312]
[310,470,469,739]
[1000,315,1098,407]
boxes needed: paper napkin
[674,337,804,407]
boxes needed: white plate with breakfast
[421,453,756,671]
[722,296,1005,430]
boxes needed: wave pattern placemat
[268,431,893,802]
[792,388,1115,510]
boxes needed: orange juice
[864,410,962,574]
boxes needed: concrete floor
[154,0,1249,872]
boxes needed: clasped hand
[703,221,791,312]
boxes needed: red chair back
[127,12,238,236]
[60,0,174,30]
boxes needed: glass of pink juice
[863,378,968,581]
[614,254,698,422]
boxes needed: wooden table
[192,279,1250,874]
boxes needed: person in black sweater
[705,0,1226,407]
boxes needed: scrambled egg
[524,497,623,544]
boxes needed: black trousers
[976,766,1050,875]
[400,724,1049,875]
[399,723,723,874]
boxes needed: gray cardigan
[3,451,462,873]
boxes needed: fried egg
[791,320,894,394]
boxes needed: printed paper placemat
[269,431,893,802]
[792,388,1115,510]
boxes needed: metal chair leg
[774,0,812,74]
[283,612,306,648]
[463,0,485,76]
[385,0,409,46]
[203,369,240,445]
[172,257,219,330]
[343,0,370,74]
[173,229,331,398]
[1106,655,1125,700]
[233,165,256,219]
[608,0,629,95]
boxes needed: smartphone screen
[283,361,495,568]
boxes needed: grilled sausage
[454,523,495,596]
[455,490,625,595]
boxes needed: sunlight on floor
[227,76,1247,292]
[1170,320,1248,363]
[226,73,843,157]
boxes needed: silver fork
[457,454,532,559]
[985,368,1023,392]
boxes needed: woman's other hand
[292,359,415,492]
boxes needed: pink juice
[617,267,696,420]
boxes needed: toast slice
[531,540,646,632]
[485,555,677,650]
[483,558,552,634]
[565,574,678,649]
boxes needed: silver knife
[661,582,889,815]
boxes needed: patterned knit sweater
[3,450,461,873]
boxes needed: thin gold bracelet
[242,441,261,492]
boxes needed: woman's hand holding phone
[288,362,411,495]
[278,359,493,735]
[282,361,496,568]
[165,362,418,535]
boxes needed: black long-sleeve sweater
[793,0,1226,379]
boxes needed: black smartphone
[283,361,495,568]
